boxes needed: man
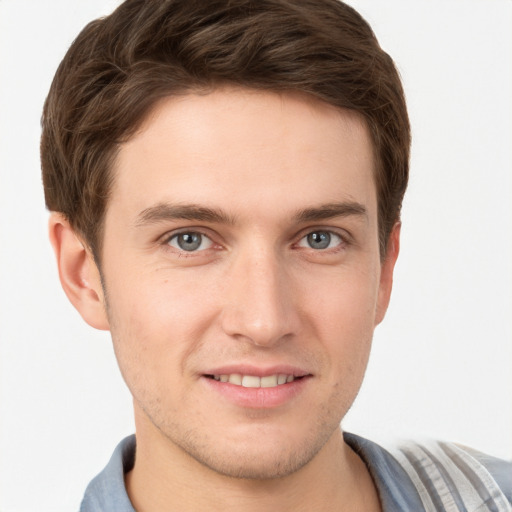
[40,0,511,510]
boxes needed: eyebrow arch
[294,202,368,223]
[135,201,367,227]
[135,203,236,227]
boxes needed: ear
[48,213,110,330]
[375,222,401,326]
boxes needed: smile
[207,374,297,388]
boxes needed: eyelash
[161,227,349,256]
[162,230,217,256]
[296,229,347,251]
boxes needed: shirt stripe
[390,446,439,511]
[440,442,512,512]
[390,440,512,512]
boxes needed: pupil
[308,231,330,249]
[178,233,201,251]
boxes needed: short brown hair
[41,0,410,261]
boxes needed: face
[98,88,396,479]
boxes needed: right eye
[167,232,213,252]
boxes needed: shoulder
[387,439,512,511]
[345,433,512,512]
[80,435,136,512]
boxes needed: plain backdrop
[0,1,511,511]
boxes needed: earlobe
[375,222,401,326]
[48,213,110,331]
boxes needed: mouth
[204,373,305,388]
[201,365,312,408]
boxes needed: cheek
[301,263,380,332]
[299,265,379,379]
[105,271,217,386]
[109,265,216,331]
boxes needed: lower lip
[201,376,310,409]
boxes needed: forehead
[109,87,377,223]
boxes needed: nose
[220,247,300,347]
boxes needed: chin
[169,422,341,481]
[189,444,318,480]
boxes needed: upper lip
[202,364,312,378]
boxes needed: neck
[125,412,381,512]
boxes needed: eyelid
[294,226,351,247]
[160,226,212,243]
[169,232,213,251]
[157,225,351,254]
[298,231,342,250]
[160,227,220,253]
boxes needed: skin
[50,88,400,511]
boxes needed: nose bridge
[221,243,297,346]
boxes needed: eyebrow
[135,203,236,227]
[294,202,368,223]
[135,201,367,227]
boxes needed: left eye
[167,232,213,252]
[298,230,343,250]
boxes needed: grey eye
[307,231,331,249]
[298,230,343,250]
[168,232,212,252]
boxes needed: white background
[0,1,511,511]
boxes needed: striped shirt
[345,434,512,512]
[81,433,512,511]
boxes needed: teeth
[213,373,296,388]
[228,374,242,385]
[260,375,278,388]
[242,375,261,388]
